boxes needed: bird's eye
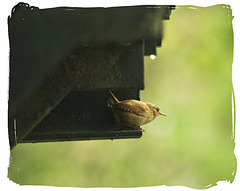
[156,107,159,111]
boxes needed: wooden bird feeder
[8,2,175,149]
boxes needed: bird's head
[146,103,166,118]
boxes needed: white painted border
[1,1,239,191]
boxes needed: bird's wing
[112,100,148,117]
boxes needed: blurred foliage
[8,5,235,189]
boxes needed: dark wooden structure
[8,2,175,149]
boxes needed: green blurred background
[8,5,236,189]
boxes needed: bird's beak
[159,111,166,116]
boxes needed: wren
[108,90,166,131]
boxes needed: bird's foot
[131,126,145,132]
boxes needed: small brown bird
[108,90,166,131]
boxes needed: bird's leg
[120,126,145,132]
[129,126,145,132]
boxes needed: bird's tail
[108,90,119,104]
